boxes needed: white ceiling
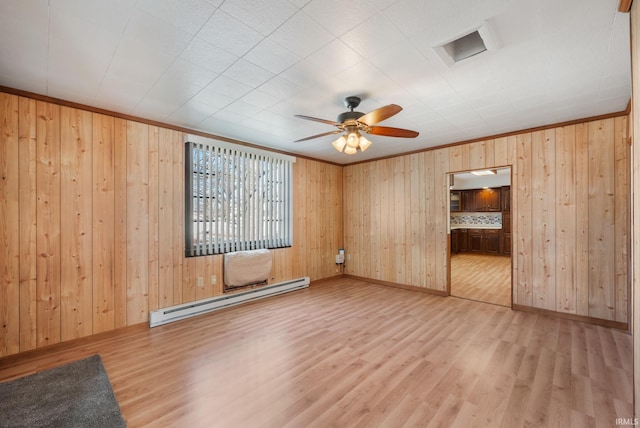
[451,167,511,189]
[0,0,630,165]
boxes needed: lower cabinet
[459,229,469,252]
[501,213,511,255]
[469,230,484,253]
[451,229,459,253]
[484,230,501,254]
[469,229,501,254]
[502,233,512,255]
[453,228,505,255]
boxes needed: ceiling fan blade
[367,126,419,138]
[294,130,343,142]
[357,104,402,126]
[294,114,341,126]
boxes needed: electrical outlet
[211,275,216,285]
[197,276,204,287]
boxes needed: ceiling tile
[192,89,235,110]
[270,11,335,57]
[163,59,218,87]
[135,0,217,35]
[170,100,221,125]
[207,108,247,125]
[196,75,253,102]
[303,0,380,37]
[304,39,364,76]
[123,9,194,57]
[240,89,282,110]
[385,0,464,40]
[244,39,301,74]
[222,59,275,88]
[47,86,96,107]
[340,12,408,59]
[134,74,203,117]
[220,0,299,36]
[198,9,264,57]
[49,0,136,34]
[278,60,337,91]
[105,38,175,86]
[253,110,304,132]
[258,75,305,99]
[0,69,48,96]
[0,1,48,93]
[48,8,119,96]
[368,42,438,86]
[225,100,263,118]
[95,81,150,115]
[180,37,239,73]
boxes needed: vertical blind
[185,141,293,256]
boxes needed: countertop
[450,225,502,230]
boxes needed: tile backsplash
[450,212,502,228]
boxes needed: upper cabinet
[461,190,475,212]
[450,187,507,212]
[450,191,462,212]
[474,188,501,211]
[501,186,510,212]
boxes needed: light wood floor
[451,253,512,307]
[0,278,632,427]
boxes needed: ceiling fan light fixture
[358,135,372,152]
[332,136,347,152]
[346,131,360,148]
[294,96,419,156]
[344,145,357,155]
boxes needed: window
[185,138,294,256]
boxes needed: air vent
[434,21,500,67]
[443,31,486,62]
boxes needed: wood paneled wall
[0,89,629,358]
[0,93,343,357]
[343,117,629,324]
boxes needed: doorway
[448,167,512,307]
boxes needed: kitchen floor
[450,253,511,307]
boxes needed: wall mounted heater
[149,277,310,327]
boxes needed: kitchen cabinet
[464,229,502,254]
[450,190,476,212]
[452,188,501,212]
[461,190,474,212]
[502,233,512,256]
[484,230,501,254]
[451,229,459,253]
[501,186,510,212]
[473,188,501,211]
[450,191,462,212]
[458,229,469,252]
[501,213,511,255]
[469,229,484,252]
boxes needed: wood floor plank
[0,278,632,427]
[450,253,511,307]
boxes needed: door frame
[446,166,513,308]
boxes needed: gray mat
[0,354,126,428]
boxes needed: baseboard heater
[149,277,310,327]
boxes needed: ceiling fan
[294,96,419,155]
